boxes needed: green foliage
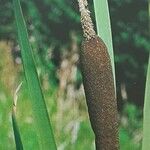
[120,103,142,150]
[111,0,149,105]
[120,128,136,150]
[13,0,56,149]
[0,0,14,40]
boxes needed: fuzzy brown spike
[78,0,119,149]
[80,36,119,150]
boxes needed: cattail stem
[78,0,119,149]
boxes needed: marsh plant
[11,0,150,149]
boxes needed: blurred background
[0,0,149,149]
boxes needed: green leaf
[13,0,57,149]
[142,55,150,150]
[93,0,116,85]
[142,1,150,149]
[12,113,23,150]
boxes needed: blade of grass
[12,82,23,150]
[12,113,23,150]
[13,0,57,149]
[142,1,150,149]
[142,55,150,150]
[93,0,116,84]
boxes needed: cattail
[77,0,119,149]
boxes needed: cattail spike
[83,0,88,7]
[78,0,96,39]
[80,37,119,149]
[78,0,119,149]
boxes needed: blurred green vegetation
[0,0,149,149]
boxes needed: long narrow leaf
[142,55,150,150]
[12,113,23,150]
[12,82,23,150]
[13,0,57,149]
[93,0,116,83]
[142,1,150,149]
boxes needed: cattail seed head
[80,36,119,149]
[77,0,119,149]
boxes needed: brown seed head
[80,36,119,150]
